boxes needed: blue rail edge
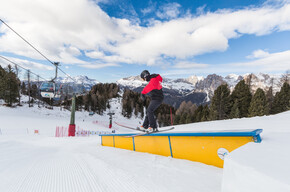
[100,129,263,143]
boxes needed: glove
[141,94,146,101]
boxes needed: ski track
[0,137,153,192]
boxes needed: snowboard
[123,127,175,137]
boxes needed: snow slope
[0,136,221,192]
[172,111,290,192]
[0,99,290,192]
[0,101,222,192]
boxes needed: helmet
[140,70,150,80]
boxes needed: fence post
[55,127,58,137]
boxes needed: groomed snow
[0,97,289,192]
[0,101,222,192]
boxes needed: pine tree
[122,89,133,118]
[176,101,187,115]
[266,87,274,115]
[174,115,181,125]
[230,80,252,117]
[140,101,145,118]
[2,65,19,106]
[30,84,38,98]
[248,88,268,117]
[174,101,197,125]
[14,65,21,106]
[82,83,119,114]
[176,101,197,116]
[186,113,192,124]
[180,113,187,124]
[21,82,27,95]
[83,92,91,111]
[75,95,83,111]
[209,84,231,120]
[157,113,162,127]
[230,100,240,118]
[194,105,204,122]
[134,103,140,117]
[201,104,209,121]
[0,65,6,99]
[271,82,290,114]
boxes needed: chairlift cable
[0,19,100,108]
[0,55,48,81]
[0,19,54,65]
[0,19,77,84]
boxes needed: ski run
[0,98,290,192]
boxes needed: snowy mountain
[54,75,100,91]
[116,76,146,88]
[117,73,287,107]
[193,73,284,98]
[117,76,205,108]
[22,75,100,92]
[55,75,100,85]
[117,76,195,95]
[162,78,196,95]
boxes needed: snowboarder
[140,70,164,132]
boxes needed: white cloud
[141,2,156,15]
[114,2,290,65]
[0,56,54,71]
[85,51,132,64]
[163,49,290,76]
[234,50,290,72]
[81,63,120,69]
[247,49,270,59]
[156,3,181,19]
[196,5,207,15]
[0,0,290,70]
[173,61,209,69]
[0,0,132,64]
[85,51,105,58]
[102,55,132,64]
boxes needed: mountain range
[116,73,286,108]
[38,73,286,108]
[54,75,100,91]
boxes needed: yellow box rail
[100,129,262,168]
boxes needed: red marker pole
[68,95,76,136]
[108,112,115,129]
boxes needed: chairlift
[40,62,87,102]
[89,111,95,116]
[40,62,61,99]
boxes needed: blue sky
[0,0,290,82]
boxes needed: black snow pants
[142,99,163,129]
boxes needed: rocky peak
[195,74,226,94]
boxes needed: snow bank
[170,111,290,192]
[220,111,290,192]
[222,138,290,192]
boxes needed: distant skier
[140,70,164,132]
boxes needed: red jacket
[142,74,164,100]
